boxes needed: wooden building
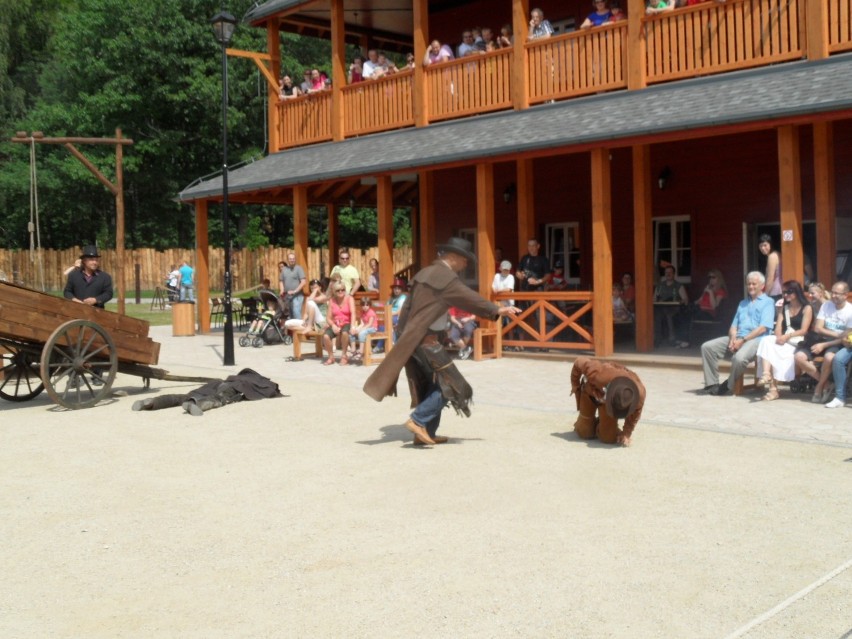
[179,0,852,355]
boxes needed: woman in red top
[323,283,355,365]
[675,268,727,348]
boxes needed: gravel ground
[1,326,850,638]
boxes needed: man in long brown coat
[570,356,646,447]
[364,237,518,446]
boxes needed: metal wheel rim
[0,339,44,401]
[40,320,117,409]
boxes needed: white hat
[500,260,512,270]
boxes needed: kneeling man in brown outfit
[570,356,645,447]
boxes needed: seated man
[699,271,775,396]
[570,356,645,447]
[654,264,689,345]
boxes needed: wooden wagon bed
[0,280,159,365]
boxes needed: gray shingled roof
[244,0,312,24]
[180,54,852,202]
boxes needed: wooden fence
[0,246,413,295]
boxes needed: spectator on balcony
[479,27,496,52]
[374,52,398,78]
[299,69,312,93]
[348,56,365,84]
[404,52,416,69]
[308,69,329,92]
[278,75,301,100]
[528,8,554,39]
[363,50,380,79]
[457,30,479,58]
[609,2,626,21]
[424,40,455,65]
[581,0,614,28]
[497,24,513,48]
[646,0,676,15]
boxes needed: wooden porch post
[413,0,429,127]
[591,148,613,357]
[806,0,829,60]
[419,170,435,264]
[632,145,653,352]
[512,0,530,110]
[328,202,340,270]
[516,159,535,260]
[293,186,309,275]
[195,200,211,333]
[627,0,648,90]
[377,176,395,296]
[476,163,496,297]
[777,126,804,288]
[330,0,346,141]
[267,22,281,154]
[813,122,836,284]
[410,204,420,270]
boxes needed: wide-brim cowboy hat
[437,237,477,264]
[80,245,100,259]
[605,376,640,419]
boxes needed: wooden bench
[473,324,502,361]
[291,328,323,360]
[363,304,393,366]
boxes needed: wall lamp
[658,166,671,190]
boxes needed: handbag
[784,307,803,345]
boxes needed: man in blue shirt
[179,260,195,303]
[699,271,776,396]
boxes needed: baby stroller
[238,289,293,348]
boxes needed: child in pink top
[352,298,378,362]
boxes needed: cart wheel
[238,335,250,347]
[40,320,117,409]
[0,341,44,401]
[252,336,264,348]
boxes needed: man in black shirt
[63,245,113,308]
[516,238,552,292]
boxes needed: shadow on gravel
[551,431,621,449]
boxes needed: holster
[412,340,473,418]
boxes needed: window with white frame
[653,216,691,282]
[545,222,581,284]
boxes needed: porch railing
[342,69,415,136]
[646,0,804,83]
[828,0,852,53]
[495,290,594,351]
[526,23,628,104]
[424,48,514,122]
[277,91,333,149]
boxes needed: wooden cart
[0,281,213,409]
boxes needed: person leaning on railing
[528,7,554,39]
[646,0,675,16]
[580,0,613,29]
[423,40,454,66]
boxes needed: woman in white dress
[756,280,812,401]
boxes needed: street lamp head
[211,11,237,45]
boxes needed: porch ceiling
[180,53,852,204]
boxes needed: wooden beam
[591,148,613,357]
[806,0,829,60]
[327,202,340,267]
[777,126,803,290]
[813,121,836,285]
[293,185,309,271]
[330,179,360,201]
[114,128,126,317]
[419,171,435,265]
[63,144,118,195]
[376,176,395,296]
[410,204,420,269]
[330,0,345,142]
[413,0,429,127]
[632,145,653,352]
[311,180,338,201]
[512,0,530,110]
[267,23,282,154]
[226,48,277,91]
[196,200,211,334]
[516,159,535,260]
[627,0,647,90]
[10,134,133,145]
[476,164,496,300]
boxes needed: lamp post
[211,10,237,366]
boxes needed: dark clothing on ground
[64,268,113,308]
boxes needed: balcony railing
[342,69,415,136]
[646,0,804,82]
[277,91,332,149]
[273,0,847,150]
[527,23,628,103]
[828,0,852,53]
[424,48,513,121]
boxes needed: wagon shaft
[0,281,159,366]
